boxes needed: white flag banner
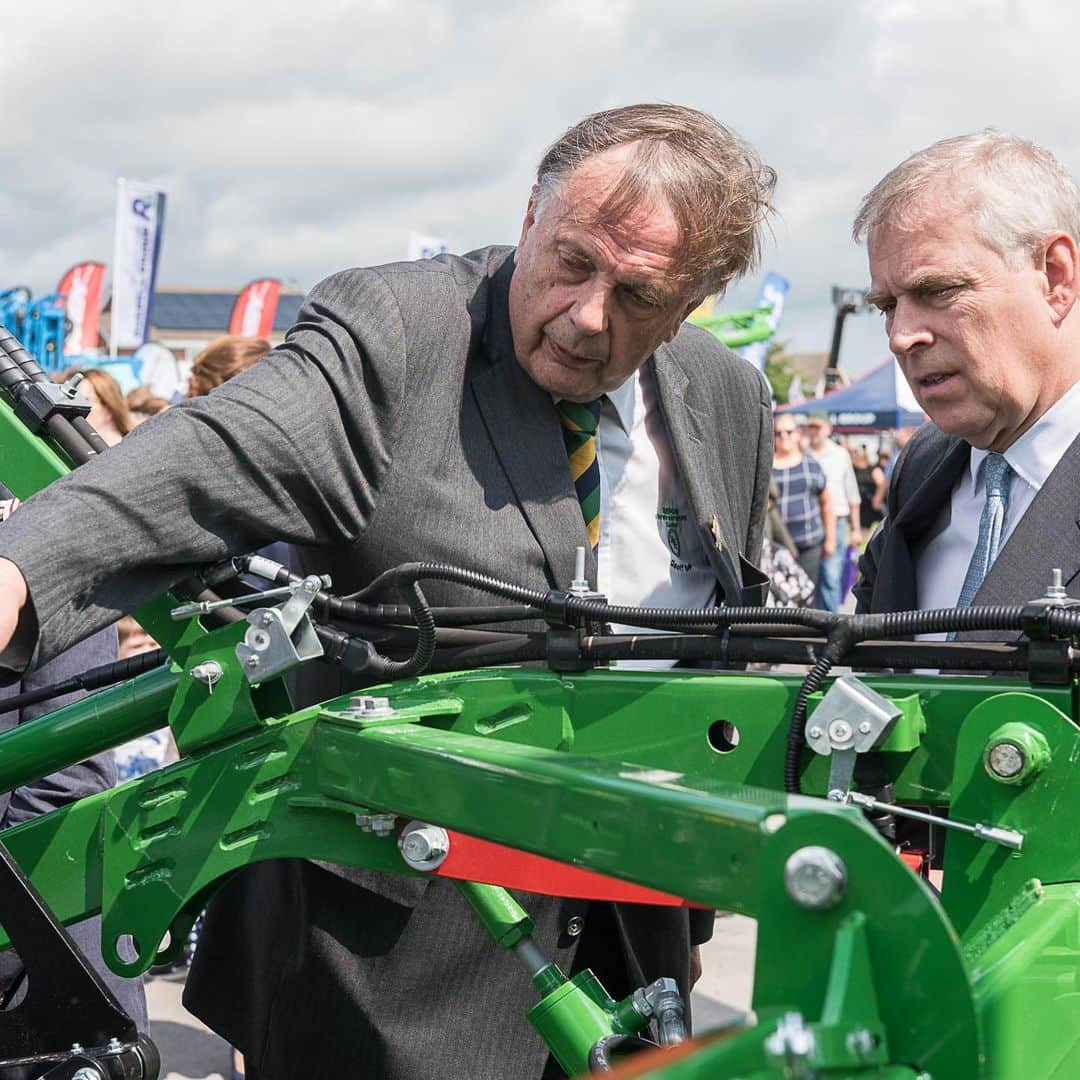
[408,231,448,261]
[111,178,166,354]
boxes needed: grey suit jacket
[854,422,1080,616]
[0,247,770,667]
[0,247,773,1079]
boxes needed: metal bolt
[784,846,847,911]
[1046,567,1068,601]
[348,695,394,718]
[398,822,450,870]
[260,611,275,627]
[847,1027,876,1058]
[566,915,585,937]
[987,741,1026,780]
[189,661,223,693]
[858,721,872,735]
[764,1012,815,1077]
[106,1037,124,1054]
[828,720,853,743]
[401,827,448,863]
[355,813,396,837]
[807,727,823,740]
[245,655,260,669]
[69,1044,85,1056]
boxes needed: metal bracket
[234,575,329,683]
[804,675,902,800]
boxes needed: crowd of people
[765,413,906,611]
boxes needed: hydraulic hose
[0,648,168,716]
[0,326,98,465]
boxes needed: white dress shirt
[559,366,718,668]
[916,376,1080,633]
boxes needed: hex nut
[784,846,847,911]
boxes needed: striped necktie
[557,398,603,549]
[956,452,1014,609]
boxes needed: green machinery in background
[0,329,1079,1078]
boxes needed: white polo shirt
[558,366,718,666]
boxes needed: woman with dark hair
[187,335,271,398]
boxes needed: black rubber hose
[348,562,841,635]
[0,327,98,465]
[229,556,540,627]
[0,648,167,716]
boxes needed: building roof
[147,288,305,332]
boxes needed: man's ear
[663,296,706,343]
[518,185,541,248]
[1042,232,1079,325]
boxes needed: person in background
[112,615,178,783]
[75,369,133,447]
[187,336,271,398]
[804,413,862,610]
[126,386,171,426]
[772,416,835,585]
[851,445,887,533]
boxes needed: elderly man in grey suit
[853,130,1080,616]
[0,104,776,1077]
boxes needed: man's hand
[0,558,28,655]
[848,527,864,548]
[689,944,702,988]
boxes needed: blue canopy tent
[775,358,926,432]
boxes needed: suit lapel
[973,427,1080,608]
[869,436,969,613]
[471,257,589,591]
[653,348,755,603]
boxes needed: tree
[764,340,796,404]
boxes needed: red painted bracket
[430,830,704,907]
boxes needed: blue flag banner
[739,271,789,370]
[111,179,167,353]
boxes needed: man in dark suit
[0,104,775,1077]
[853,130,1080,616]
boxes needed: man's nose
[887,299,932,357]
[570,283,609,335]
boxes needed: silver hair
[533,104,776,297]
[853,129,1080,264]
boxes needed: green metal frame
[3,389,1080,1077]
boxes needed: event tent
[775,357,926,432]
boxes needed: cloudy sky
[2,0,1073,368]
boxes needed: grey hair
[534,103,776,297]
[853,129,1080,264]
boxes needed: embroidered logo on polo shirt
[657,506,686,558]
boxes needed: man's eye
[623,289,660,311]
[558,251,590,274]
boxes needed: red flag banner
[56,261,106,355]
[228,278,282,338]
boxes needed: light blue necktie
[955,452,1013,610]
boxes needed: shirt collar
[968,375,1080,492]
[553,370,638,435]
